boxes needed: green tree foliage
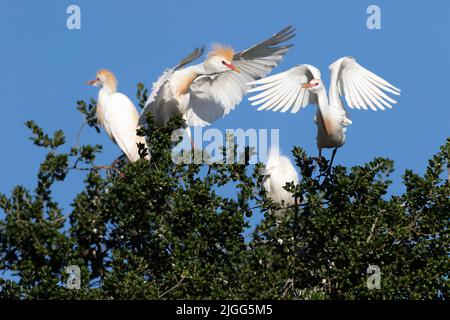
[0,84,448,299]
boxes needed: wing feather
[253,85,286,108]
[354,78,377,111]
[272,82,299,111]
[280,88,301,113]
[248,64,320,113]
[340,73,357,109]
[248,78,285,96]
[250,81,286,103]
[358,79,385,111]
[264,83,294,111]
[351,78,370,110]
[276,89,299,112]
[329,57,400,112]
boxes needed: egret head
[302,78,324,92]
[204,44,240,74]
[87,69,118,93]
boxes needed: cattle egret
[249,57,401,168]
[262,148,299,207]
[87,70,147,162]
[139,26,296,142]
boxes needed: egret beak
[302,83,313,88]
[86,79,98,86]
[224,62,240,73]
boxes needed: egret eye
[222,61,226,65]
[96,77,100,81]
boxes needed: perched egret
[87,70,147,162]
[249,57,401,168]
[262,148,299,207]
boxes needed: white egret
[138,26,296,142]
[87,70,147,162]
[262,148,299,207]
[249,57,401,168]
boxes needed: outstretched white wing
[329,56,401,111]
[247,64,321,113]
[185,26,296,127]
[138,47,205,125]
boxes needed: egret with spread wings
[248,57,401,169]
[138,26,296,142]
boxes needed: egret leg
[312,148,322,173]
[327,147,338,175]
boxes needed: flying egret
[262,148,299,207]
[138,26,296,143]
[87,70,148,162]
[248,57,401,169]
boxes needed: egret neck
[98,81,117,102]
[173,64,205,97]
[314,85,330,114]
[97,83,117,125]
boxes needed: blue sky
[0,0,449,227]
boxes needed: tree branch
[158,275,186,299]
[366,216,379,244]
